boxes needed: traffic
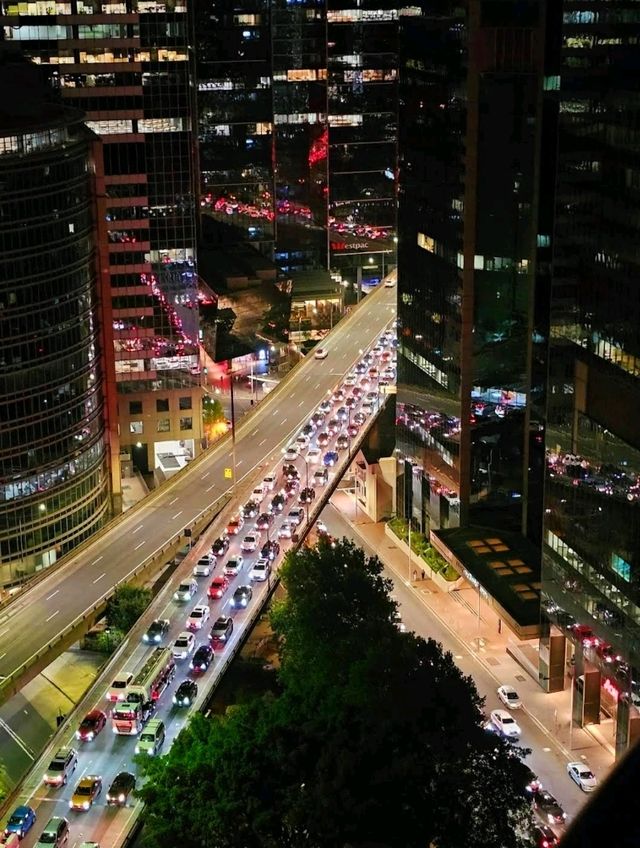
[2,323,397,848]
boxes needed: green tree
[138,539,532,848]
[105,584,151,634]
[202,396,226,442]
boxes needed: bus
[126,647,175,704]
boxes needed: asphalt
[3,290,397,848]
[0,279,396,687]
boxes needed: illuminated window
[130,421,143,435]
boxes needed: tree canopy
[106,584,151,634]
[138,539,532,848]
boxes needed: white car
[384,277,395,287]
[174,580,198,602]
[107,672,133,702]
[242,534,259,552]
[262,475,277,492]
[250,558,271,582]
[314,347,328,360]
[489,709,521,740]
[186,605,210,631]
[172,631,195,659]
[224,555,244,576]
[295,434,310,450]
[283,445,299,462]
[307,447,322,464]
[278,521,293,539]
[567,761,597,792]
[343,374,357,387]
[251,486,266,503]
[497,684,522,709]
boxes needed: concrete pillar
[539,628,566,693]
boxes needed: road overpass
[0,277,396,703]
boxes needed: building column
[573,647,601,727]
[539,626,566,693]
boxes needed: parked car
[489,709,521,740]
[497,684,522,709]
[567,761,597,792]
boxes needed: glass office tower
[396,2,547,635]
[1,0,203,475]
[539,0,640,756]
[0,59,113,587]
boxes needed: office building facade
[1,0,204,475]
[539,0,640,756]
[395,1,547,634]
[0,59,115,587]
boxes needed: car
[371,346,383,358]
[174,580,198,602]
[224,555,244,576]
[327,418,340,435]
[316,431,330,447]
[351,385,364,398]
[1,834,20,848]
[173,679,198,707]
[172,631,196,659]
[143,619,170,643]
[243,500,259,519]
[256,512,274,530]
[193,556,213,577]
[284,479,300,496]
[242,531,259,551]
[262,474,277,491]
[384,277,395,287]
[282,463,300,481]
[354,362,367,374]
[187,604,211,631]
[69,775,102,811]
[323,451,339,467]
[347,424,359,438]
[210,615,234,647]
[362,400,375,413]
[295,434,310,450]
[299,486,316,504]
[301,423,316,439]
[261,539,280,561]
[353,411,366,426]
[250,558,271,582]
[345,396,357,409]
[106,771,136,807]
[75,709,107,742]
[313,467,329,486]
[4,806,36,838]
[532,789,567,826]
[319,399,332,414]
[278,521,294,539]
[497,684,522,709]
[43,747,78,787]
[208,574,230,599]
[107,671,134,702]
[283,445,299,461]
[343,374,357,387]
[359,376,371,388]
[567,761,597,792]
[190,644,214,673]
[226,515,244,535]
[314,347,328,359]
[531,824,559,848]
[270,492,286,513]
[289,507,305,526]
[316,519,328,535]
[34,817,69,848]
[211,536,230,558]
[332,389,345,403]
[489,709,521,740]
[366,390,379,402]
[307,447,322,464]
[251,486,266,503]
[336,406,349,421]
[231,585,253,609]
[336,434,349,450]
[311,411,326,426]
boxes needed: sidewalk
[330,491,615,781]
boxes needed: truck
[111,699,155,736]
[126,647,175,704]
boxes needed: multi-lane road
[5,316,397,848]
[0,279,396,690]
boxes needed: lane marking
[259,439,267,446]
[45,590,59,601]
[0,652,5,661]
[281,418,288,425]
[92,573,106,584]
[314,382,320,389]
[237,460,244,467]
[251,428,259,436]
[132,524,143,534]
[0,717,35,760]
[272,409,278,416]
[92,556,103,565]
[172,511,183,520]
[206,484,215,492]
[298,400,304,407]
[201,472,210,479]
[305,376,311,382]
[169,497,178,506]
[134,540,146,551]
[45,610,59,623]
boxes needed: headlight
[154,635,161,642]
[200,663,206,670]
[142,634,149,642]
[87,732,94,740]
[118,793,125,803]
[68,801,73,809]
[83,801,90,810]
[172,696,177,704]
[183,697,190,705]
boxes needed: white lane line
[45,589,59,601]
[201,472,210,479]
[92,572,106,584]
[314,382,321,389]
[251,428,259,436]
[92,556,103,565]
[45,610,59,623]
[305,376,311,382]
[132,524,143,534]
[281,418,288,425]
[259,439,267,446]
[271,409,278,416]
[172,511,183,520]
[298,400,304,407]
[0,652,5,660]
[237,460,244,467]
[0,717,34,759]
[169,497,178,506]
[206,484,215,492]
[0,629,8,638]
[134,540,146,551]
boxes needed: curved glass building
[0,64,112,587]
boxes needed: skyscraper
[2,0,203,476]
[0,55,116,587]
[395,1,547,636]
[539,0,640,756]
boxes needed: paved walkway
[330,491,616,780]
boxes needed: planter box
[384,524,463,593]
